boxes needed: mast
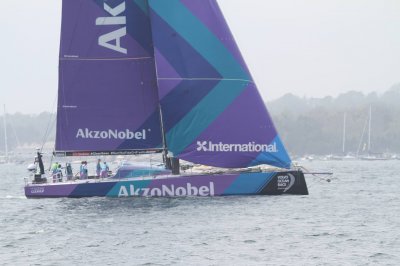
[3,105,8,163]
[158,103,171,169]
[153,39,169,166]
[145,0,174,170]
[145,0,171,169]
[342,112,346,154]
[368,105,372,153]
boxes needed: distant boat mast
[3,104,8,162]
[368,105,372,153]
[342,112,346,154]
[356,107,371,157]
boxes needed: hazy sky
[1,0,399,114]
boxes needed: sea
[0,160,399,266]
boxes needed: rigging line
[3,105,8,159]
[59,56,153,61]
[157,77,254,83]
[299,166,334,187]
[8,119,21,148]
[40,115,57,153]
[40,95,58,152]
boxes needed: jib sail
[148,0,291,168]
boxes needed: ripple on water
[0,161,399,265]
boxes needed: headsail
[56,0,163,155]
[148,0,291,168]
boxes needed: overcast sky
[1,0,399,114]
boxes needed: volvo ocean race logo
[118,182,215,197]
[76,129,148,140]
[277,174,295,192]
[96,1,127,54]
[196,141,278,153]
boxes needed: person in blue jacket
[100,161,109,178]
[80,161,88,180]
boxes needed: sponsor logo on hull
[118,182,215,197]
[277,173,295,192]
[30,187,45,194]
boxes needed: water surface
[0,161,399,265]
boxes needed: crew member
[80,161,88,180]
[100,162,109,178]
[96,159,101,178]
[65,163,73,181]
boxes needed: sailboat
[359,106,387,161]
[24,0,308,198]
[326,112,356,161]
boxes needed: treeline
[270,84,400,155]
[1,84,400,156]
[0,112,56,153]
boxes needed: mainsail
[148,0,291,168]
[56,0,163,155]
[56,0,291,168]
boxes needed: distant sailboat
[340,112,357,160]
[24,0,308,198]
[326,112,355,161]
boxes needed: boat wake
[2,195,27,199]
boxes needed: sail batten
[157,78,254,82]
[60,57,154,61]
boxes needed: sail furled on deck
[56,0,162,154]
[148,0,291,168]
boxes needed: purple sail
[56,0,162,153]
[148,0,292,168]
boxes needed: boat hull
[25,171,308,198]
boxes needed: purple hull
[25,171,308,198]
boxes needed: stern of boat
[260,170,309,195]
